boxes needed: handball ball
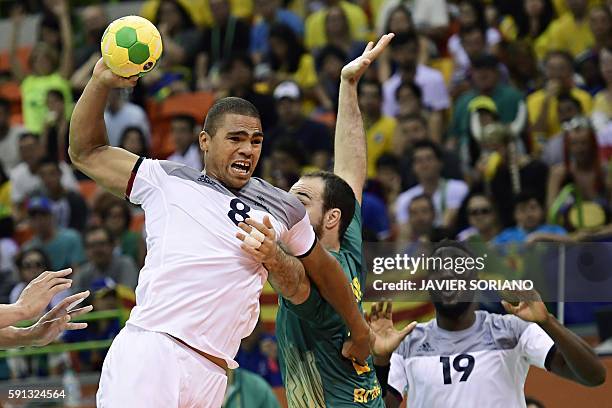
[101,16,163,78]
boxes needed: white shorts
[97,324,228,408]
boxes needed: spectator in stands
[119,127,150,158]
[545,0,594,58]
[547,116,609,232]
[265,138,305,192]
[235,319,283,388]
[395,81,423,118]
[0,98,25,172]
[250,0,304,64]
[375,0,449,42]
[458,192,501,242]
[575,50,604,96]
[382,31,449,125]
[217,53,277,131]
[37,157,88,232]
[358,79,396,178]
[448,1,501,83]
[267,23,325,108]
[0,167,10,220]
[589,5,612,53]
[406,194,445,243]
[503,40,543,94]
[314,45,347,113]
[103,89,151,147]
[265,81,332,170]
[74,227,139,293]
[498,0,554,61]
[9,2,73,134]
[74,6,108,69]
[167,115,202,170]
[23,196,85,271]
[321,5,368,61]
[494,190,569,244]
[592,47,612,135]
[449,54,526,166]
[10,133,78,208]
[450,25,489,95]
[0,205,17,300]
[394,114,463,190]
[528,51,593,142]
[362,192,393,242]
[373,154,403,211]
[395,140,469,231]
[542,93,584,166]
[100,198,144,268]
[223,368,281,408]
[304,0,369,50]
[10,248,66,309]
[197,0,250,89]
[41,90,69,163]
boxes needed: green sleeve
[282,283,324,321]
[339,200,363,267]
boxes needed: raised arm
[8,6,25,83]
[334,34,394,203]
[49,0,74,79]
[68,59,140,197]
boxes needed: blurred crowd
[0,0,611,399]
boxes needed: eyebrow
[295,191,311,200]
[226,130,264,138]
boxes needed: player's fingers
[263,215,274,230]
[236,232,247,241]
[245,218,272,238]
[65,322,88,330]
[237,222,252,234]
[43,268,73,281]
[240,243,263,261]
[362,41,374,55]
[400,321,418,337]
[48,282,72,297]
[47,278,72,289]
[384,300,393,318]
[69,305,94,319]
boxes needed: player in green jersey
[236,34,397,407]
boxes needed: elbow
[588,365,607,387]
[68,145,86,170]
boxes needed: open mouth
[230,160,251,176]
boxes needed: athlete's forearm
[0,326,33,348]
[0,303,29,329]
[68,78,111,163]
[540,314,606,386]
[264,245,307,301]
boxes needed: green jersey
[276,201,384,407]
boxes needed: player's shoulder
[244,177,307,226]
[393,319,437,358]
[479,310,532,342]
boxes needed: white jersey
[389,311,555,408]
[126,158,316,369]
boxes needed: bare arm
[53,0,73,79]
[8,6,25,83]
[68,59,139,197]
[335,34,394,203]
[71,53,100,93]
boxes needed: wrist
[538,312,555,329]
[18,326,36,347]
[373,355,391,366]
[11,302,29,322]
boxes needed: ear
[324,208,342,231]
[199,131,210,153]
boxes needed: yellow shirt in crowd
[527,87,593,138]
[545,13,595,58]
[552,0,603,16]
[140,0,253,27]
[21,73,73,134]
[304,0,369,50]
[366,116,396,177]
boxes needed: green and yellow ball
[101,16,163,78]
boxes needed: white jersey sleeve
[518,322,555,369]
[282,212,316,258]
[127,158,165,205]
[388,345,409,395]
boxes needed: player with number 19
[68,57,371,406]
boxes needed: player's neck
[436,306,477,331]
[320,234,340,252]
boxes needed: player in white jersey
[368,241,606,408]
[68,59,372,407]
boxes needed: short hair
[412,139,443,161]
[395,80,422,101]
[430,239,476,258]
[0,97,10,112]
[15,247,51,271]
[409,193,435,212]
[271,138,306,166]
[47,89,64,102]
[357,79,382,98]
[203,97,260,137]
[514,190,543,209]
[38,156,61,170]
[375,153,400,173]
[471,53,499,70]
[459,24,486,40]
[100,199,132,232]
[390,30,419,50]
[544,50,575,67]
[220,52,254,75]
[557,92,583,112]
[83,225,113,244]
[315,45,348,71]
[398,112,427,127]
[171,114,197,129]
[19,132,39,143]
[302,171,356,240]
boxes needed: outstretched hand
[92,58,139,89]
[366,301,416,359]
[341,33,395,84]
[500,289,549,324]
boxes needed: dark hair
[514,0,554,39]
[385,5,414,34]
[302,171,356,239]
[203,97,260,137]
[459,0,488,32]
[375,153,400,173]
[38,156,61,170]
[410,193,435,212]
[398,112,427,127]
[395,80,423,102]
[171,114,197,129]
[0,97,10,113]
[357,79,382,98]
[19,132,39,143]
[471,53,499,70]
[101,199,133,232]
[83,225,113,245]
[15,248,51,271]
[390,30,419,50]
[525,397,546,408]
[155,0,195,29]
[119,126,149,157]
[271,138,306,166]
[412,140,443,161]
[514,190,543,209]
[557,92,583,112]
[315,45,348,72]
[47,89,64,102]
[220,52,255,75]
[459,24,486,41]
[269,23,306,73]
[430,239,476,258]
[544,50,575,67]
